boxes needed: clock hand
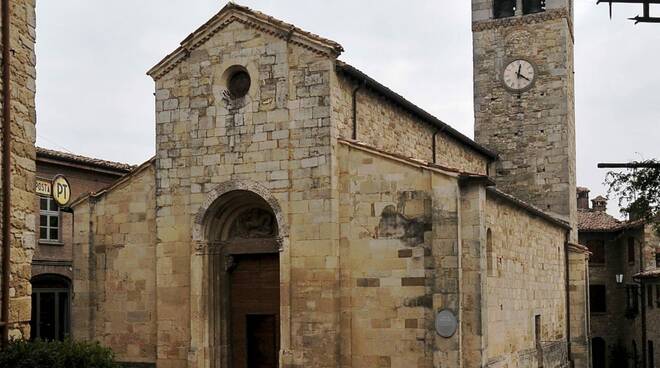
[518,73,530,82]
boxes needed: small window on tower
[628,238,636,264]
[523,0,546,15]
[494,0,516,19]
[648,285,654,309]
[590,285,607,313]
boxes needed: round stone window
[227,70,251,99]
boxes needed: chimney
[592,196,608,212]
[577,187,590,210]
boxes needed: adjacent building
[30,147,132,341]
[578,188,660,368]
[68,2,590,368]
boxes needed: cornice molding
[472,9,574,42]
[148,8,343,81]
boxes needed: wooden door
[230,253,280,368]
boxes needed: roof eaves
[335,61,499,161]
[36,147,135,174]
[486,187,571,230]
[70,157,156,208]
[338,138,485,179]
[633,269,660,280]
[148,3,343,80]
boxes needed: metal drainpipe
[351,81,365,141]
[1,0,12,347]
[563,231,573,367]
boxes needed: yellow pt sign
[51,175,71,207]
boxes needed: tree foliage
[605,159,660,229]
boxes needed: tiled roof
[577,209,623,232]
[634,269,660,280]
[37,147,135,173]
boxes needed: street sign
[51,175,71,207]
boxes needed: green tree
[605,160,660,232]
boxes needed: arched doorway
[30,274,71,341]
[592,337,606,368]
[202,190,281,368]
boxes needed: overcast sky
[35,1,660,217]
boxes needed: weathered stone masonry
[0,0,37,340]
[71,3,588,368]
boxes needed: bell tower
[471,0,577,235]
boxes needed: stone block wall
[0,0,37,340]
[150,16,340,367]
[567,245,590,368]
[332,75,490,175]
[337,142,444,368]
[72,163,157,364]
[484,194,569,367]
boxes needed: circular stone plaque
[435,309,458,338]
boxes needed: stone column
[458,182,487,367]
[431,175,462,368]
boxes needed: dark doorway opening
[30,274,70,341]
[592,337,606,368]
[230,253,280,368]
[247,314,277,368]
[649,340,655,368]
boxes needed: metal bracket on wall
[597,0,660,23]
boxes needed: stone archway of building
[193,185,287,368]
[592,337,606,368]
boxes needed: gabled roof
[37,147,135,175]
[578,209,622,232]
[336,61,499,161]
[148,2,344,80]
[70,157,156,208]
[486,187,571,230]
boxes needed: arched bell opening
[200,189,281,368]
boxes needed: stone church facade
[70,2,590,368]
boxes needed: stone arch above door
[192,180,288,244]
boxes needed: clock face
[502,59,536,92]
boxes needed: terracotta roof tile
[37,147,135,173]
[634,269,660,280]
[577,209,623,232]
